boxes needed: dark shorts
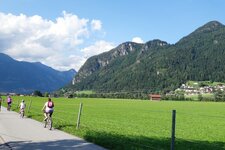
[45,110,53,117]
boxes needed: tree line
[60,90,225,102]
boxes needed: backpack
[7,97,12,103]
[48,101,54,108]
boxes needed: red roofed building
[149,94,161,101]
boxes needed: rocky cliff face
[72,40,168,85]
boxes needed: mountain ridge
[68,21,225,93]
[0,53,76,94]
[73,39,169,85]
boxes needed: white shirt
[20,102,26,109]
[45,102,54,111]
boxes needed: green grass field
[2,96,225,150]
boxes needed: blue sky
[0,0,225,70]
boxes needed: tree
[198,94,203,101]
[33,90,43,97]
[214,90,225,101]
[44,92,50,97]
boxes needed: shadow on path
[1,139,103,150]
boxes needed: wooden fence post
[76,103,83,129]
[171,110,176,150]
[17,100,19,108]
[27,99,32,113]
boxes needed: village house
[174,82,225,95]
[149,94,161,101]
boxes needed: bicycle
[44,113,53,130]
[7,103,11,111]
[20,108,25,118]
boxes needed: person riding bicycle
[19,99,26,115]
[42,98,54,121]
[7,96,12,111]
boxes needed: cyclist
[19,100,26,116]
[7,96,12,111]
[42,98,54,121]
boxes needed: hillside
[68,21,225,94]
[0,53,76,93]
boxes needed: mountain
[69,21,225,94]
[0,53,76,94]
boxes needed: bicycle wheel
[20,109,24,118]
[47,117,52,130]
[44,119,47,128]
[7,105,10,111]
[21,111,24,118]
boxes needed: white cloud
[81,40,115,58]
[42,54,86,71]
[91,19,102,31]
[132,37,144,43]
[0,11,112,71]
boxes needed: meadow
[2,96,225,150]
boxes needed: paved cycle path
[0,107,106,150]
